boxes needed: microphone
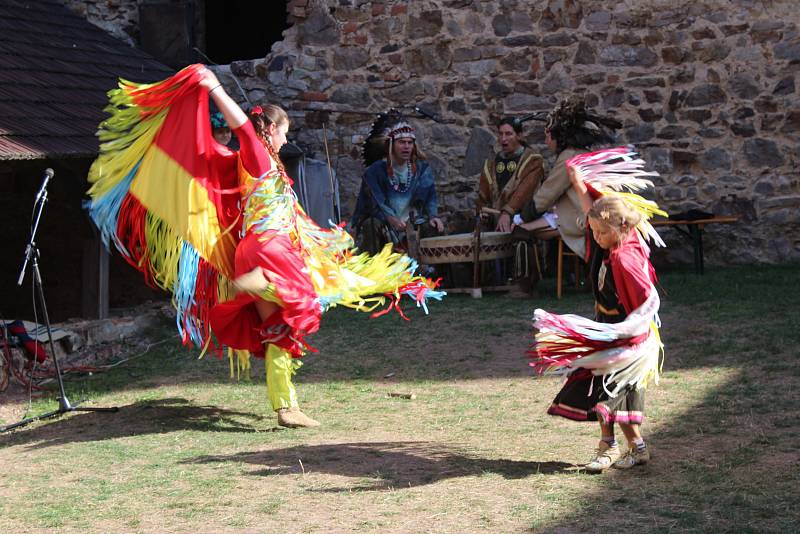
[414,106,440,123]
[34,168,54,204]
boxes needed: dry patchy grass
[0,265,798,533]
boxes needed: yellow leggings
[265,344,302,411]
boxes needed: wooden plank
[652,216,739,226]
[81,237,109,319]
[445,285,516,294]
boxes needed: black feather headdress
[546,96,621,150]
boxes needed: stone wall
[61,0,139,45]
[63,0,800,264]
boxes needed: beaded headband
[384,121,416,140]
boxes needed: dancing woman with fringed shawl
[85,65,444,428]
[528,145,667,473]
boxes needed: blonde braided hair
[587,195,643,241]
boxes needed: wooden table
[652,216,739,274]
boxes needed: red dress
[209,122,320,357]
[546,230,656,424]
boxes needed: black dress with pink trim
[546,236,646,425]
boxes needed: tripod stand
[0,169,118,433]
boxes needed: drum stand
[1,173,118,433]
[470,205,483,298]
[406,211,422,261]
[421,206,515,298]
[469,206,519,297]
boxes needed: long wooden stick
[321,123,339,223]
[472,205,482,289]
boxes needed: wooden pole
[321,123,340,224]
[81,237,109,319]
[471,205,482,298]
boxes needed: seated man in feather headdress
[349,112,444,254]
[517,97,622,259]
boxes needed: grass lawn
[1,264,798,533]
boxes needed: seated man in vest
[350,115,444,254]
[476,117,546,290]
[477,117,546,232]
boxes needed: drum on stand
[417,232,513,265]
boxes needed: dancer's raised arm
[567,164,593,216]
[198,66,271,177]
[199,67,248,130]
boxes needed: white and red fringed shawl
[528,146,665,397]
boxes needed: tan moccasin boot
[277,407,320,428]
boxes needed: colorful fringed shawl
[528,147,665,396]
[86,64,444,353]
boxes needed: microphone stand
[1,173,118,433]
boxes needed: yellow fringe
[637,321,663,390]
[228,348,252,380]
[607,190,668,220]
[88,84,168,197]
[307,243,429,311]
[144,213,182,292]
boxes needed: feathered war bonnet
[545,98,667,247]
[362,109,419,177]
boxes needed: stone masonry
[61,0,139,45]
[62,0,800,265]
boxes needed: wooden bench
[514,215,740,296]
[651,216,739,274]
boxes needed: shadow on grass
[528,360,800,531]
[0,397,265,450]
[7,265,789,402]
[186,441,573,491]
[298,264,800,384]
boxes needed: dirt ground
[1,278,798,533]
[0,333,161,425]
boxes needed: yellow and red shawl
[86,64,444,353]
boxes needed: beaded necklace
[390,161,413,193]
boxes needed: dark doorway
[204,1,290,64]
[139,0,204,69]
[0,160,164,323]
